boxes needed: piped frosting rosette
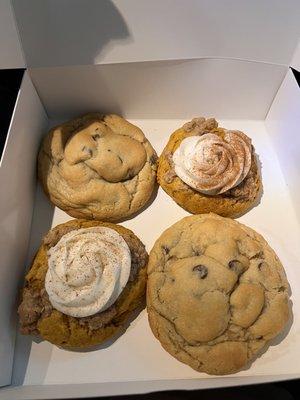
[45,227,131,317]
[173,130,252,195]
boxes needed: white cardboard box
[1,1,300,398]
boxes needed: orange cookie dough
[18,219,148,349]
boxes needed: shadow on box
[12,0,132,66]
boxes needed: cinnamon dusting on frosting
[173,130,252,195]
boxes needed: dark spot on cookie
[107,149,111,152]
[117,154,123,164]
[250,251,263,259]
[162,245,170,255]
[149,154,157,166]
[278,286,285,292]
[82,146,93,157]
[126,168,134,178]
[257,336,263,340]
[258,261,267,271]
[92,133,100,141]
[228,259,245,275]
[194,250,202,256]
[164,170,177,184]
[193,265,208,279]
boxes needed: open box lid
[0,1,24,69]
[2,0,299,68]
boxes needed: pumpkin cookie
[147,214,290,375]
[18,219,148,349]
[38,113,157,221]
[158,117,261,217]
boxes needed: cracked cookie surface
[18,219,148,349]
[147,214,290,375]
[157,117,261,218]
[38,113,157,221]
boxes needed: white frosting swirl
[45,227,131,318]
[173,130,252,195]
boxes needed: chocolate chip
[92,133,100,140]
[228,259,245,275]
[193,265,208,279]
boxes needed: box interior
[11,116,300,388]
[0,59,297,398]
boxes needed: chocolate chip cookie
[147,214,290,375]
[157,117,261,218]
[38,113,157,221]
[18,219,148,349]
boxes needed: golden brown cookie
[18,219,148,349]
[157,117,261,218]
[38,113,157,221]
[147,214,290,375]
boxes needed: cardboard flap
[0,72,48,387]
[29,58,287,120]
[12,0,300,68]
[266,69,300,223]
[0,0,24,69]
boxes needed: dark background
[0,68,24,161]
[62,380,300,400]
